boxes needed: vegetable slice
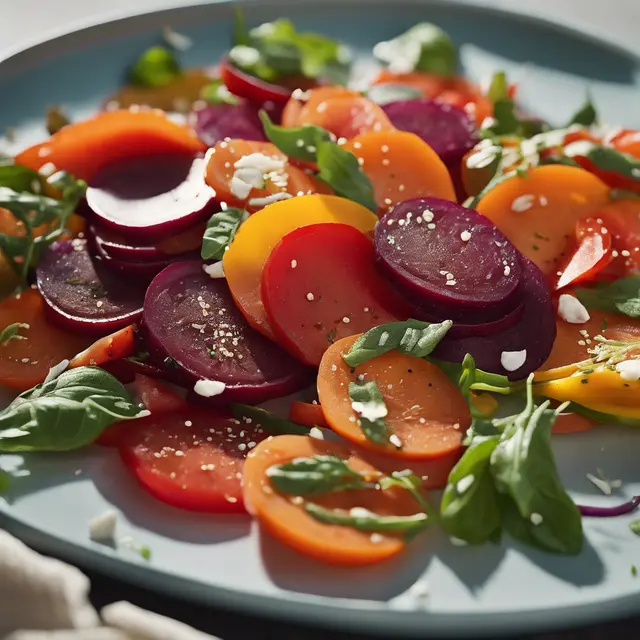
[317,335,468,460]
[68,325,135,368]
[289,402,329,429]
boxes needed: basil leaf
[0,469,10,495]
[129,46,181,88]
[440,435,502,544]
[366,83,423,106]
[200,79,240,105]
[260,111,332,162]
[566,98,597,127]
[305,502,429,535]
[348,381,390,445]
[343,319,452,367]
[575,277,640,318]
[630,520,640,537]
[268,455,374,496]
[380,471,435,517]
[230,403,310,435]
[373,23,456,77]
[0,164,40,193]
[0,322,29,345]
[487,71,509,103]
[201,208,247,260]
[316,141,378,212]
[0,367,145,452]
[46,106,71,136]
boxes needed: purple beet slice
[141,260,313,403]
[375,198,523,323]
[36,239,145,335]
[84,154,217,242]
[190,103,267,147]
[433,258,556,380]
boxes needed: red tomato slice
[555,217,613,290]
[118,409,267,513]
[261,223,412,365]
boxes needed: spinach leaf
[0,164,40,193]
[201,208,247,260]
[342,319,452,367]
[567,98,597,127]
[230,403,310,435]
[373,23,456,77]
[0,322,29,345]
[0,367,145,452]
[200,79,240,105]
[367,83,423,106]
[260,111,332,162]
[575,277,640,318]
[268,455,375,496]
[348,381,390,445]
[129,46,181,87]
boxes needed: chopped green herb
[0,323,29,345]
[566,97,598,127]
[534,231,550,241]
[532,244,540,251]
[200,79,240,105]
[632,565,638,577]
[348,380,390,445]
[46,106,71,135]
[139,545,152,561]
[129,46,181,87]
[630,520,640,537]
[575,277,640,318]
[487,71,509,103]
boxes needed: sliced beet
[141,260,313,402]
[375,197,523,323]
[84,154,217,242]
[191,103,267,147]
[36,239,145,335]
[433,258,556,379]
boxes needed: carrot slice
[317,335,468,460]
[223,194,377,337]
[344,131,456,211]
[68,325,135,368]
[476,166,610,277]
[204,139,331,211]
[243,434,425,565]
[16,109,206,182]
[281,86,360,128]
[0,289,91,390]
[289,402,329,429]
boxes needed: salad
[1,12,640,567]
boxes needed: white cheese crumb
[89,509,118,542]
[378,331,390,347]
[342,316,351,324]
[370,533,384,544]
[203,262,225,279]
[291,260,297,268]
[500,349,527,372]
[349,507,377,518]
[616,359,640,381]
[193,379,226,397]
[460,230,472,242]
[586,472,613,495]
[291,88,312,101]
[306,292,315,301]
[38,161,58,177]
[456,474,475,494]
[43,359,69,384]
[389,434,402,448]
[557,294,590,324]
[234,152,286,173]
[230,175,254,200]
[309,427,324,440]
[351,400,388,422]
[530,512,543,526]
[511,194,536,212]
[248,192,292,207]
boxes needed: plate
[1,1,640,637]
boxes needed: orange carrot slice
[69,325,135,368]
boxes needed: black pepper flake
[408,369,413,373]
[581,378,589,384]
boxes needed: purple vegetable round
[375,197,523,323]
[141,260,313,402]
[84,154,217,242]
[36,239,145,335]
[433,258,556,380]
[191,103,267,147]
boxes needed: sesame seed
[427,223,436,230]
[504,265,511,276]
[96,301,103,308]
[291,259,297,268]
[511,194,536,212]
[398,184,405,192]
[381,145,389,153]
[306,292,315,301]
[331,364,337,372]
[238,443,247,451]
[175,450,184,457]
[622,250,631,257]
[342,316,351,324]
[185,421,192,427]
[384,198,393,205]
[357,157,364,166]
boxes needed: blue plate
[1,1,640,637]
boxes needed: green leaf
[230,403,310,436]
[316,141,378,212]
[373,23,456,77]
[0,469,10,495]
[481,99,546,139]
[367,83,423,106]
[0,164,40,193]
[348,381,390,446]
[630,520,640,537]
[260,111,332,163]
[233,7,251,46]
[440,435,502,544]
[129,46,181,88]
[564,143,640,183]
[0,323,29,345]
[0,367,145,452]
[575,277,640,318]
[487,71,509,103]
[435,354,513,402]
[200,79,240,105]
[567,98,597,127]
[380,471,436,518]
[267,455,374,496]
[305,502,429,535]
[343,319,452,367]
[201,208,247,260]
[139,545,152,561]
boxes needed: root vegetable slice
[317,335,468,460]
[191,103,267,147]
[288,402,329,429]
[69,325,135,368]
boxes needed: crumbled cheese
[306,293,315,301]
[564,140,596,158]
[500,349,527,372]
[351,400,388,422]
[38,162,58,177]
[616,359,640,381]
[248,192,292,207]
[460,230,472,242]
[557,294,590,324]
[530,512,543,526]
[193,379,226,397]
[291,260,297,268]
[309,427,324,440]
[203,262,225,279]
[234,153,286,173]
[230,175,254,200]
[378,331,390,347]
[511,194,536,212]
[291,88,312,101]
[370,533,384,544]
[229,45,261,67]
[43,359,69,384]
[89,509,118,542]
[456,475,475,494]
[389,434,402,448]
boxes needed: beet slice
[375,198,523,323]
[141,260,312,402]
[84,154,217,242]
[36,239,145,335]
[191,103,267,147]
[433,258,556,380]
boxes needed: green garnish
[129,46,181,87]
[201,208,247,260]
[575,277,640,318]
[0,323,29,345]
[348,380,391,446]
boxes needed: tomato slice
[288,401,329,429]
[261,223,412,365]
[69,325,135,368]
[118,409,267,513]
[555,217,613,290]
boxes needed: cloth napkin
[0,530,220,640]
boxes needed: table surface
[2,0,640,638]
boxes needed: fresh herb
[342,319,452,368]
[139,545,152,561]
[199,79,240,105]
[46,106,71,135]
[230,403,309,435]
[482,99,542,139]
[367,83,423,105]
[0,469,10,495]
[379,471,435,518]
[566,97,597,127]
[466,149,512,209]
[260,112,332,162]
[268,455,376,496]
[632,565,638,578]
[348,381,390,445]
[0,163,41,193]
[373,23,456,77]
[201,208,247,260]
[437,354,514,399]
[0,367,145,452]
[0,323,29,345]
[129,46,181,87]
[233,7,251,47]
[487,71,509,103]
[575,277,640,318]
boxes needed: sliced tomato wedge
[118,408,267,513]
